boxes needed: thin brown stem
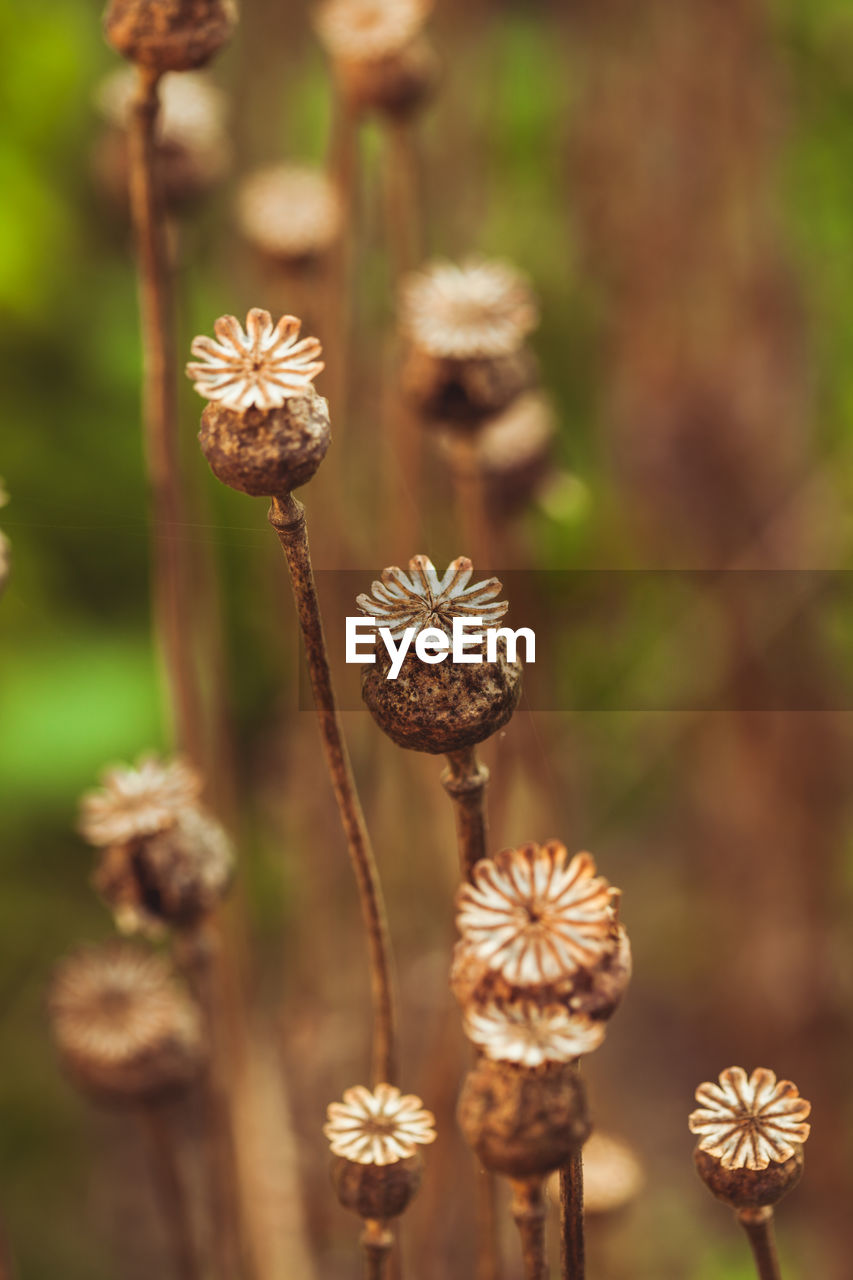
[139,1103,201,1280]
[441,746,490,880]
[127,66,203,767]
[362,1220,394,1280]
[510,1179,547,1280]
[559,1147,585,1280]
[737,1207,783,1280]
[268,492,398,1085]
[176,923,247,1280]
[474,1165,503,1280]
[449,436,490,569]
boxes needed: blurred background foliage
[2,0,853,1277]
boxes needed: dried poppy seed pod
[689,1067,811,1211]
[49,944,205,1105]
[451,843,630,1020]
[357,555,522,754]
[94,806,233,935]
[400,258,539,426]
[315,0,437,120]
[94,68,230,210]
[104,0,237,72]
[237,165,342,269]
[458,1057,590,1179]
[336,36,439,119]
[186,309,329,497]
[324,1084,436,1221]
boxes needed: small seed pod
[689,1067,811,1211]
[402,346,536,428]
[324,1083,436,1223]
[335,36,439,119]
[458,1057,590,1179]
[362,637,522,754]
[93,68,230,211]
[332,1152,424,1220]
[694,1147,804,1211]
[93,805,234,935]
[437,391,556,515]
[237,165,342,270]
[49,944,205,1106]
[104,0,237,72]
[187,310,328,497]
[199,394,331,497]
[357,555,521,754]
[400,258,539,426]
[451,843,630,1020]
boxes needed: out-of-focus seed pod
[49,944,205,1105]
[94,806,233,935]
[104,0,237,72]
[237,165,343,269]
[458,1057,590,1180]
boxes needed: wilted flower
[357,554,507,640]
[315,0,431,62]
[187,309,324,413]
[237,165,342,263]
[456,844,619,988]
[79,756,201,847]
[689,1067,811,1172]
[49,944,204,1102]
[401,258,538,361]
[464,999,605,1068]
[324,1083,437,1166]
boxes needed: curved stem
[127,66,203,767]
[268,492,398,1085]
[559,1147,585,1280]
[737,1207,783,1280]
[510,1179,547,1280]
[139,1102,201,1280]
[441,745,490,881]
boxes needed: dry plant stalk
[139,1103,201,1280]
[559,1145,585,1280]
[126,66,203,766]
[269,492,398,1084]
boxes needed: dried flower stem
[362,1219,394,1280]
[442,745,502,1280]
[510,1178,547,1280]
[268,491,398,1084]
[127,66,203,766]
[139,1102,201,1280]
[176,924,247,1280]
[558,1147,585,1280]
[448,437,490,569]
[737,1208,783,1280]
[441,746,490,881]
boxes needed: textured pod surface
[337,37,438,118]
[361,640,522,754]
[694,1146,804,1210]
[452,924,632,1023]
[402,346,536,426]
[104,0,237,71]
[458,1058,590,1178]
[199,393,331,496]
[331,1152,423,1220]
